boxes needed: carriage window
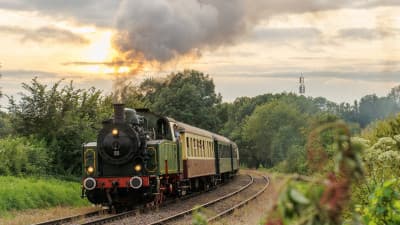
[191,138,193,156]
[209,142,212,157]
[194,138,196,157]
[190,138,193,157]
[201,140,206,157]
[206,141,209,157]
[200,140,202,157]
[201,140,204,157]
[197,140,200,157]
[225,145,227,157]
[192,138,195,157]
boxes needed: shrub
[0,176,88,215]
[0,136,50,175]
[360,179,400,225]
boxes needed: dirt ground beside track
[0,206,99,225]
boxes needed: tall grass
[0,176,88,215]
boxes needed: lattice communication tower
[299,74,305,95]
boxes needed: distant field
[0,176,89,216]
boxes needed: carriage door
[214,139,220,175]
[230,144,234,172]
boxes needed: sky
[0,0,399,108]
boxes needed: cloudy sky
[0,0,399,108]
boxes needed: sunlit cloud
[0,25,89,44]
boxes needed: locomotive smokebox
[114,103,125,124]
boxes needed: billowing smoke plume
[109,0,382,102]
[112,0,254,63]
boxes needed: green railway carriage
[213,134,240,180]
[82,105,239,208]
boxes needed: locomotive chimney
[114,103,125,124]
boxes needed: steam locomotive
[81,104,239,209]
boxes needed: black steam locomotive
[82,104,239,209]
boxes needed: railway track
[32,174,261,225]
[151,175,269,225]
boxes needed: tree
[141,70,222,131]
[0,111,12,137]
[388,85,400,105]
[8,78,106,175]
[243,99,308,168]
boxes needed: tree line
[1,69,400,176]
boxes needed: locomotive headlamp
[112,128,119,137]
[87,166,94,174]
[134,164,142,172]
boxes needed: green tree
[0,112,12,137]
[8,78,106,175]
[0,136,50,175]
[388,84,400,105]
[141,70,222,131]
[359,94,398,127]
[243,99,308,168]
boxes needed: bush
[0,136,50,175]
[360,179,400,225]
[0,176,88,215]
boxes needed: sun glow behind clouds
[84,30,112,61]
[75,29,144,77]
[77,30,114,75]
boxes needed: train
[81,104,239,209]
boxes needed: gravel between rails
[103,174,251,225]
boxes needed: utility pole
[299,73,305,95]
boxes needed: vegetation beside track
[0,176,89,216]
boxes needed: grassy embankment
[0,176,89,217]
